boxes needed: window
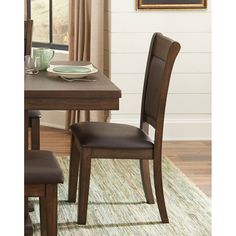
[27,0,69,50]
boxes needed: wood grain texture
[25,61,121,111]
[38,126,211,197]
[25,62,121,98]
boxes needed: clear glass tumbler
[24,55,40,75]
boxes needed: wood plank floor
[38,126,211,197]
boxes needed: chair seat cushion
[71,122,154,150]
[25,150,64,184]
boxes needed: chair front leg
[68,135,80,202]
[77,149,91,225]
[39,196,47,236]
[140,159,155,204]
[46,184,57,236]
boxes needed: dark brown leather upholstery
[25,150,62,235]
[144,57,165,128]
[25,150,64,184]
[142,34,179,129]
[71,122,153,149]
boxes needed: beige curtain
[24,0,28,20]
[67,0,107,128]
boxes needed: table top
[25,61,121,99]
[24,61,121,110]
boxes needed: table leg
[25,110,28,151]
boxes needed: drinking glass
[25,55,40,75]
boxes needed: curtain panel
[67,0,106,128]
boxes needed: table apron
[25,98,119,110]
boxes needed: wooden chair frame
[68,33,181,224]
[30,116,40,150]
[25,184,58,236]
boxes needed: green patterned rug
[30,156,211,235]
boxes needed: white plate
[47,64,98,79]
[59,76,96,82]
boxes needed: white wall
[42,1,211,140]
[106,0,211,140]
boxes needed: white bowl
[47,64,98,79]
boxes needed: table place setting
[47,64,98,82]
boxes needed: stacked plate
[47,64,98,81]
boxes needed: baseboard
[40,111,67,130]
[40,111,211,141]
[40,121,66,130]
[162,119,211,141]
[110,117,211,141]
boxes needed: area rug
[29,156,211,235]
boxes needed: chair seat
[25,150,64,184]
[71,122,154,150]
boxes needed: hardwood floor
[162,141,211,197]
[39,126,211,197]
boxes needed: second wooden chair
[25,150,64,235]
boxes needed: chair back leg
[68,135,80,202]
[140,160,155,204]
[31,118,40,150]
[78,150,92,224]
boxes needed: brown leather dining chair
[67,33,181,224]
[25,150,64,236]
[25,19,41,150]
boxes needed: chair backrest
[140,33,180,139]
[24,20,33,56]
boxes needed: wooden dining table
[24,61,121,234]
[24,61,121,148]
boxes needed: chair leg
[77,149,91,225]
[46,184,58,236]
[65,110,72,130]
[104,110,110,122]
[25,197,29,220]
[153,159,169,223]
[31,117,40,150]
[85,110,90,122]
[68,135,80,202]
[76,110,80,123]
[25,110,29,150]
[39,196,47,236]
[72,110,76,124]
[140,160,155,204]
